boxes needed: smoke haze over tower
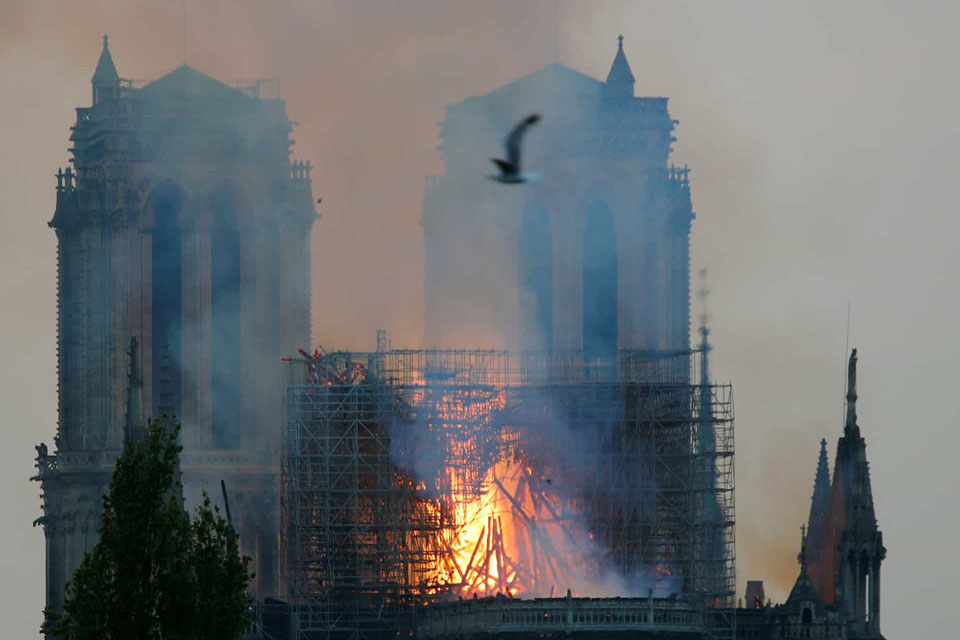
[35,37,316,629]
[2,3,958,638]
[423,39,693,353]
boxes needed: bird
[489,113,541,184]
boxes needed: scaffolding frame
[282,348,734,640]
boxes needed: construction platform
[281,347,735,640]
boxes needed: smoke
[386,372,688,599]
[402,23,704,599]
[503,386,684,598]
[41,0,711,610]
[135,106,298,455]
[10,3,951,637]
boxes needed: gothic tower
[807,349,886,639]
[423,36,693,352]
[33,36,316,631]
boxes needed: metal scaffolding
[282,348,734,640]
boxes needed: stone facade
[422,38,694,353]
[33,36,316,633]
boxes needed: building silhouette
[737,349,886,639]
[30,34,889,640]
[808,349,886,637]
[423,37,694,353]
[33,36,316,632]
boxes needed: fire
[287,350,720,613]
[394,369,634,600]
[433,457,593,598]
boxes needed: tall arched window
[210,187,244,448]
[582,200,618,356]
[151,187,182,418]
[518,202,553,351]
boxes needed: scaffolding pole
[282,349,734,640]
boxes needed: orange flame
[398,379,610,599]
[432,457,595,598]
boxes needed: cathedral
[423,36,693,352]
[32,36,316,633]
[31,34,888,640]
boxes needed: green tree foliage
[52,418,252,640]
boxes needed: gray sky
[2,1,956,636]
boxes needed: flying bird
[490,114,541,184]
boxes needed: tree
[52,418,252,640]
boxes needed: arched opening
[582,200,618,356]
[865,570,870,623]
[518,202,553,351]
[210,186,245,448]
[846,550,860,623]
[860,549,871,624]
[151,185,183,419]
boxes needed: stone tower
[808,349,886,639]
[423,36,693,353]
[33,36,316,631]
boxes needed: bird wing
[490,158,515,175]
[504,114,541,173]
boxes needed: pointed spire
[804,438,830,598]
[92,34,119,105]
[845,348,858,435]
[92,34,119,84]
[124,337,143,445]
[697,268,715,449]
[604,34,635,98]
[697,269,711,377]
[836,350,876,521]
[784,522,823,607]
[807,438,831,533]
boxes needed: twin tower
[423,36,694,353]
[35,36,695,630]
[35,36,316,625]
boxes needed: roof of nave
[490,62,605,100]
[140,64,251,102]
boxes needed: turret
[92,34,119,105]
[827,349,886,638]
[604,35,636,98]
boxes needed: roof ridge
[140,64,248,100]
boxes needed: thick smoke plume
[9,4,945,639]
[387,371,685,599]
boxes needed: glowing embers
[435,458,594,598]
